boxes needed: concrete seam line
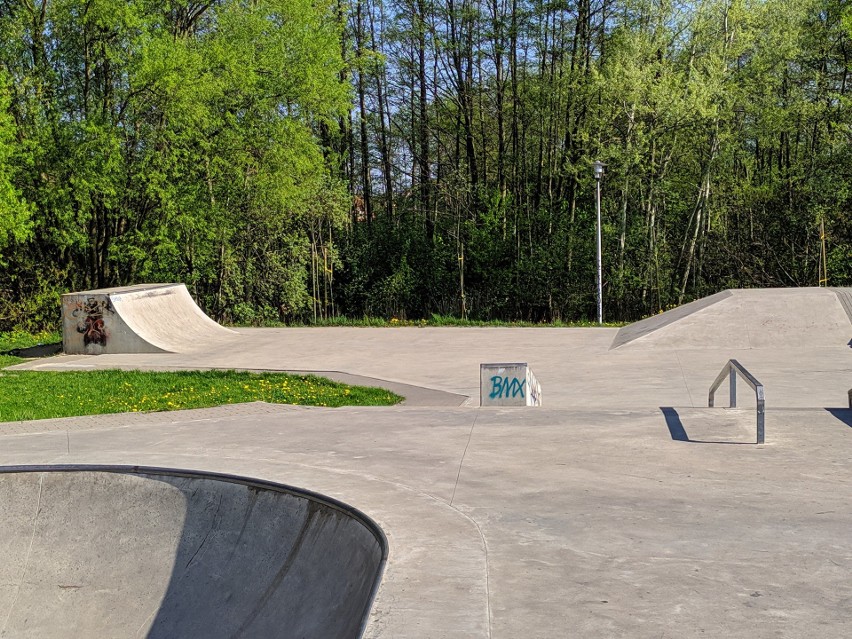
[446,412,491,638]
[449,502,493,639]
[451,412,479,507]
[675,352,696,407]
[1,473,43,635]
[134,605,158,639]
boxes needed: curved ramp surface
[62,284,237,355]
[0,466,386,639]
[612,287,852,350]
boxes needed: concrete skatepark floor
[2,287,852,638]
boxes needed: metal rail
[708,360,765,444]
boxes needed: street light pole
[593,161,605,325]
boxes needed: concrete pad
[1,405,851,638]
[3,287,852,637]
[12,325,851,409]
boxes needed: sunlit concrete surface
[3,287,852,638]
[17,288,852,409]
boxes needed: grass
[0,330,400,420]
[284,314,627,328]
[0,369,401,422]
[0,330,62,368]
[0,354,21,368]
[0,330,62,352]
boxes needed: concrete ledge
[480,363,542,406]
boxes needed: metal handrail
[708,359,765,444]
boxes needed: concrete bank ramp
[62,284,237,355]
[612,287,852,350]
[0,466,386,639]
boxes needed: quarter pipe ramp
[0,466,386,639]
[62,284,237,355]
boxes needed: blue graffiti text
[489,376,526,399]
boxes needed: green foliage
[291,315,624,328]
[0,75,32,259]
[0,0,849,327]
[341,0,851,322]
[0,0,349,331]
[0,355,20,367]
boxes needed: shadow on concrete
[825,408,852,428]
[661,407,689,441]
[660,407,754,445]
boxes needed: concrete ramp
[0,466,386,639]
[612,287,852,350]
[830,287,852,323]
[62,284,237,354]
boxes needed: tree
[0,0,349,328]
[0,75,31,259]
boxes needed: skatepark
[2,286,851,637]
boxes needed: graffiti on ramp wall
[72,297,111,347]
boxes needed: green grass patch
[0,354,22,368]
[283,314,626,328]
[0,330,62,353]
[0,330,62,367]
[0,369,401,422]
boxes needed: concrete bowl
[0,465,386,638]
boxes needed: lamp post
[592,160,605,325]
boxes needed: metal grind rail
[708,360,765,445]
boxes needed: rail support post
[709,360,765,445]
